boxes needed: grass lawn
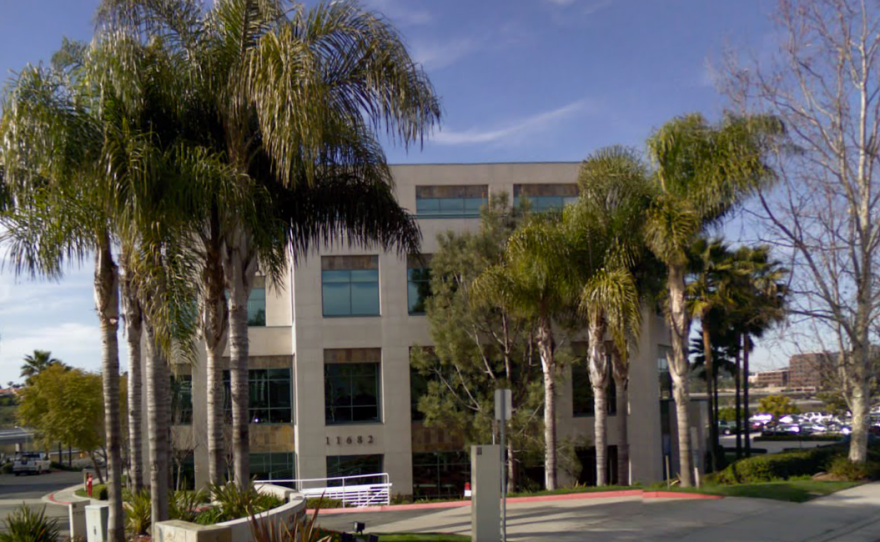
[668,480,861,503]
[376,535,469,542]
[506,484,637,498]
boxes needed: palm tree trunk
[507,441,516,493]
[743,336,751,458]
[610,344,630,485]
[537,314,557,490]
[614,372,629,485]
[120,256,144,493]
[734,339,743,459]
[94,238,124,542]
[588,317,608,486]
[222,227,258,487]
[702,323,718,473]
[145,323,171,527]
[203,219,228,485]
[666,264,693,487]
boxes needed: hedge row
[715,445,842,484]
[755,435,843,442]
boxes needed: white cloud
[0,322,104,382]
[433,99,592,146]
[411,38,480,70]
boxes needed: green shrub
[306,497,343,509]
[0,505,59,542]
[123,491,151,536]
[200,483,284,524]
[90,484,108,500]
[716,446,841,484]
[170,489,210,523]
[828,456,880,481]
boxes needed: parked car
[718,420,738,436]
[13,452,50,476]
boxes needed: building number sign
[326,435,374,445]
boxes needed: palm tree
[1,59,127,541]
[1,33,214,538]
[686,237,738,472]
[119,249,144,492]
[20,351,65,384]
[643,113,780,486]
[474,213,577,490]
[573,146,650,486]
[98,0,440,487]
[728,246,787,458]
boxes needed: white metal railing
[255,473,391,507]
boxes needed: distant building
[753,369,789,388]
[788,353,832,390]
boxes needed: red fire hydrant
[86,473,94,497]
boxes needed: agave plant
[0,505,59,542]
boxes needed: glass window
[572,357,617,417]
[172,451,195,490]
[410,366,428,422]
[325,363,381,424]
[171,375,193,425]
[248,287,266,326]
[407,268,432,315]
[513,184,578,213]
[322,264,380,317]
[412,451,470,500]
[326,454,384,486]
[251,452,296,482]
[658,345,673,400]
[415,186,488,218]
[223,368,293,424]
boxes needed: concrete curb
[310,488,720,515]
[43,483,92,506]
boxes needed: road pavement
[0,470,82,533]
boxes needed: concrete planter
[154,484,306,542]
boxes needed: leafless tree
[723,0,880,463]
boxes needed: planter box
[154,484,306,542]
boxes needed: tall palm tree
[2,33,214,537]
[1,59,127,541]
[729,246,787,458]
[643,113,780,486]
[573,146,650,486]
[474,213,577,490]
[686,237,738,472]
[98,0,440,486]
[20,350,65,384]
[119,249,144,492]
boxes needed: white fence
[255,473,391,507]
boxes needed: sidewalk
[42,483,93,507]
[339,482,880,541]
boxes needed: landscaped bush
[170,489,210,523]
[0,505,59,542]
[306,497,343,509]
[196,483,284,525]
[123,491,151,536]
[91,484,108,500]
[756,435,842,442]
[716,446,841,484]
[250,506,334,542]
[828,456,880,481]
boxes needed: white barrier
[257,473,392,507]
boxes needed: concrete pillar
[471,444,500,542]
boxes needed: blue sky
[0,0,784,383]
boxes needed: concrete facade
[161,162,699,496]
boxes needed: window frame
[324,362,382,425]
[223,368,293,425]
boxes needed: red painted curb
[46,491,72,506]
[308,488,714,514]
[644,491,724,500]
